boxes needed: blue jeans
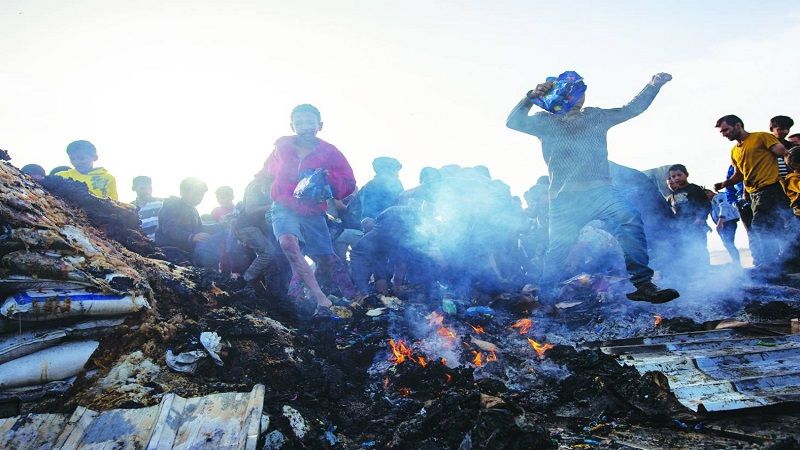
[542,186,653,286]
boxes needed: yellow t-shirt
[57,167,119,200]
[784,172,800,217]
[730,132,780,194]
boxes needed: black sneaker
[626,281,680,304]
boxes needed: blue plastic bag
[293,168,333,203]
[532,70,587,115]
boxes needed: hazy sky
[2,0,798,228]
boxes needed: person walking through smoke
[261,104,357,317]
[506,72,679,303]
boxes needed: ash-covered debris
[2,159,800,449]
[40,174,159,257]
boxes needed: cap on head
[66,140,97,157]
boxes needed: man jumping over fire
[506,72,680,304]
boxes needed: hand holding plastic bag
[532,70,586,115]
[293,168,333,203]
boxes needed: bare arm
[715,167,744,192]
[603,73,672,126]
[770,142,787,157]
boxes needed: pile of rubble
[1,158,800,449]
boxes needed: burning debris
[1,159,800,449]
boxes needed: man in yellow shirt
[714,115,791,272]
[56,140,118,200]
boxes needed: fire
[527,338,555,357]
[427,312,458,344]
[388,339,428,367]
[511,318,533,334]
[468,323,485,334]
[437,326,457,340]
[653,314,663,327]
[399,387,411,397]
[388,338,414,364]
[472,350,498,367]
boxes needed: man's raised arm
[506,81,552,136]
[603,73,672,126]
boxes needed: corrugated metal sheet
[0,384,264,450]
[592,329,800,412]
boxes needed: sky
[2,0,799,251]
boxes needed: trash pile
[0,164,152,403]
[2,158,800,449]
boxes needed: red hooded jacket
[261,136,356,216]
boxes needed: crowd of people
[15,76,800,316]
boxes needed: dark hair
[20,164,46,177]
[215,186,234,197]
[180,177,208,197]
[787,146,800,169]
[770,115,794,130]
[789,133,800,140]
[291,104,321,121]
[49,165,70,176]
[668,164,688,175]
[66,140,97,157]
[132,176,152,188]
[715,115,744,128]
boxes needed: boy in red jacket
[262,104,357,316]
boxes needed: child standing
[710,190,741,266]
[57,140,118,200]
[667,164,712,269]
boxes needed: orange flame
[399,387,411,397]
[468,323,485,334]
[437,326,457,341]
[472,350,498,367]
[511,318,533,334]
[388,338,429,367]
[472,351,484,367]
[388,338,413,364]
[527,338,555,357]
[653,314,663,327]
